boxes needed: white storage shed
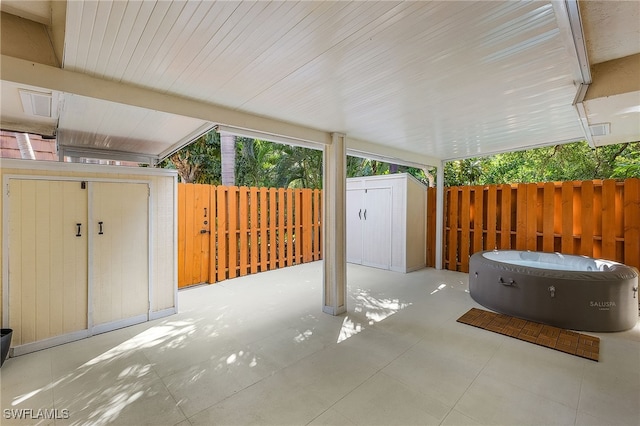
[346,173,427,273]
[1,159,178,355]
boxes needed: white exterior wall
[406,177,427,272]
[0,159,177,352]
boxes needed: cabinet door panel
[91,182,149,326]
[346,189,364,264]
[362,188,392,269]
[8,180,88,346]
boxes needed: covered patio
[2,262,639,425]
[1,1,639,424]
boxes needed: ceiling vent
[589,122,610,137]
[19,89,53,117]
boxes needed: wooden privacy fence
[179,178,638,287]
[178,184,322,287]
[435,178,640,272]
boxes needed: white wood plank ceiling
[2,1,637,164]
[58,0,585,162]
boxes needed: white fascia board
[215,124,324,150]
[346,136,440,169]
[1,55,332,146]
[0,157,178,176]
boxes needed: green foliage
[160,131,638,189]
[345,157,434,186]
[162,131,324,188]
[444,141,639,186]
[235,138,323,189]
[158,131,221,184]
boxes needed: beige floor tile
[1,262,637,426]
[332,372,449,425]
[454,374,577,425]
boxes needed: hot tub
[469,250,639,332]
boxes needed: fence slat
[581,181,594,256]
[260,188,269,272]
[560,181,574,254]
[542,182,555,252]
[624,178,640,268]
[269,188,277,269]
[217,186,227,282]
[239,187,249,276]
[601,180,617,260]
[184,184,195,285]
[500,184,512,249]
[314,189,322,260]
[526,184,537,250]
[250,187,259,274]
[302,189,313,263]
[473,186,484,254]
[278,188,286,268]
[209,186,217,283]
[286,189,294,266]
[294,190,302,264]
[515,184,527,250]
[460,187,471,271]
[228,187,238,278]
[486,185,497,251]
[446,187,458,270]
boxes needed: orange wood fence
[430,178,640,272]
[180,178,638,287]
[178,184,322,287]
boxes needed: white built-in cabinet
[346,173,427,272]
[5,177,149,352]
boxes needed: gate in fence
[178,184,322,288]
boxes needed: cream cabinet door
[8,179,88,346]
[90,182,149,328]
[361,188,392,270]
[346,189,364,264]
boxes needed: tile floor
[1,262,639,426]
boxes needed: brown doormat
[457,308,600,361]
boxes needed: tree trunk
[221,133,236,186]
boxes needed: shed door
[91,182,149,328]
[7,179,88,346]
[362,188,392,269]
[346,189,364,264]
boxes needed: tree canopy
[445,141,640,186]
[160,132,639,189]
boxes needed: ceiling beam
[586,54,640,100]
[1,55,333,146]
[2,55,445,167]
[347,137,439,169]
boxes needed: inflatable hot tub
[469,250,639,332]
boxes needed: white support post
[322,133,347,315]
[435,161,445,270]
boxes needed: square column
[322,133,347,315]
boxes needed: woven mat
[457,308,600,361]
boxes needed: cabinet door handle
[358,209,362,220]
[364,209,367,220]
[76,223,82,237]
[98,221,104,235]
